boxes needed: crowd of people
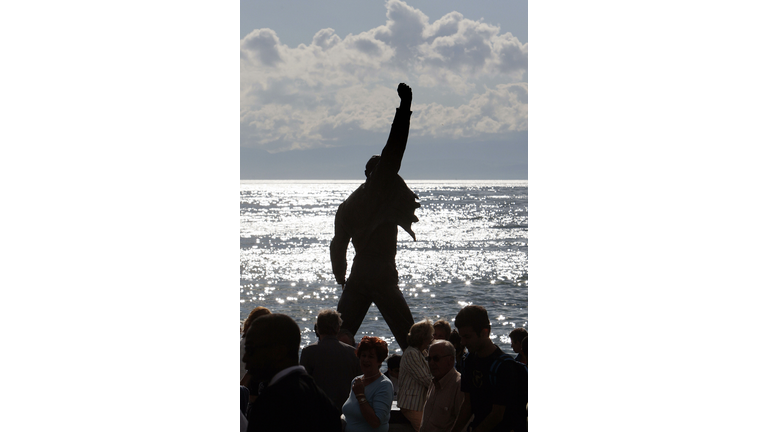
[239,305,528,432]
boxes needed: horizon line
[240,178,528,182]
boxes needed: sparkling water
[240,180,528,357]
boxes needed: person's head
[356,336,388,373]
[242,314,300,382]
[364,155,381,178]
[433,320,452,341]
[241,306,271,337]
[448,328,465,354]
[454,305,491,353]
[385,354,402,378]
[337,329,356,347]
[427,340,456,381]
[315,309,342,337]
[509,328,528,353]
[407,319,435,350]
[356,336,389,362]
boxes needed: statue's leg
[336,280,371,338]
[373,284,415,352]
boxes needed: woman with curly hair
[342,336,394,432]
[398,319,434,431]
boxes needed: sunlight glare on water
[240,180,527,356]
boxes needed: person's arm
[370,379,394,427]
[472,404,506,432]
[329,204,350,288]
[352,378,390,429]
[450,393,472,432]
[374,83,412,177]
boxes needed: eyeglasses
[426,354,451,362]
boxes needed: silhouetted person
[342,336,394,432]
[450,306,527,432]
[509,327,528,363]
[300,309,362,412]
[331,83,419,351]
[241,306,271,382]
[421,340,464,432]
[520,336,528,366]
[240,385,249,432]
[433,319,452,340]
[448,329,466,372]
[383,354,401,401]
[241,306,272,405]
[399,319,434,431]
[242,314,341,432]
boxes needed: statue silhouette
[330,83,420,351]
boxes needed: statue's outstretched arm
[376,83,413,176]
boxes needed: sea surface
[240,180,528,358]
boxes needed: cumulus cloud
[312,28,341,50]
[413,83,528,138]
[241,0,527,152]
[241,28,283,67]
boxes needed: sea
[240,180,528,359]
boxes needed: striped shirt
[397,346,433,411]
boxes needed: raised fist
[397,83,412,102]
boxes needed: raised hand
[397,83,412,103]
[352,377,365,395]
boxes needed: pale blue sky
[240,0,527,45]
[241,0,528,179]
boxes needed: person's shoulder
[336,184,367,212]
[300,342,319,357]
[381,374,394,387]
[327,337,353,349]
[302,341,319,350]
[377,375,394,394]
[490,349,526,377]
[341,341,359,356]
[449,367,462,381]
[491,347,518,365]
[324,337,355,351]
[294,375,341,416]
[453,372,463,387]
[346,183,366,198]
[404,346,421,356]
[295,371,331,396]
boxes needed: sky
[241,0,528,179]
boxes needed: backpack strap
[489,353,515,386]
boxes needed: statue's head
[365,155,381,178]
